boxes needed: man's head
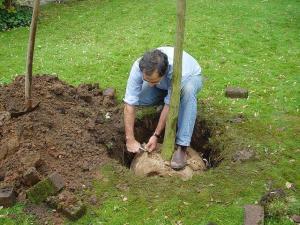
[139,49,169,86]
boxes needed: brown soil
[0,75,126,223]
[0,75,220,223]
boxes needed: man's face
[143,70,162,87]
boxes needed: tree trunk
[161,0,186,160]
[25,0,40,109]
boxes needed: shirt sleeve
[123,60,143,105]
[164,87,172,105]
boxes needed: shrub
[0,0,32,31]
[0,5,32,31]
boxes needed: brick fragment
[225,87,248,98]
[0,186,16,207]
[26,172,65,204]
[291,215,300,223]
[26,178,55,204]
[61,201,86,220]
[23,167,41,186]
[244,204,264,225]
[48,172,65,192]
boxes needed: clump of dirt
[0,75,126,222]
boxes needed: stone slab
[23,167,41,186]
[0,186,16,208]
[225,87,248,98]
[291,215,300,223]
[60,201,86,221]
[244,204,264,225]
[26,178,56,204]
[48,172,65,192]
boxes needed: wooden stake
[161,0,186,160]
[25,0,40,109]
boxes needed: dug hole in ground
[0,75,225,222]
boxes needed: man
[123,46,202,170]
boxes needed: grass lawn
[0,0,299,224]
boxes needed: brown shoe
[171,147,187,170]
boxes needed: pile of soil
[0,75,218,223]
[0,75,127,221]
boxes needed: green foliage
[265,199,289,219]
[0,5,32,31]
[1,0,13,10]
[0,203,35,225]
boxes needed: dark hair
[139,49,169,77]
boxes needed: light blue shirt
[124,46,202,105]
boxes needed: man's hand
[126,138,141,153]
[146,135,158,152]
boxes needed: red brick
[23,167,41,186]
[225,87,248,98]
[48,172,65,192]
[0,186,16,208]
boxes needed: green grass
[0,204,35,224]
[0,0,299,224]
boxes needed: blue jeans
[137,75,203,146]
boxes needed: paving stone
[244,204,264,225]
[225,87,248,98]
[26,178,56,204]
[23,167,41,186]
[0,186,16,207]
[48,172,65,192]
[291,215,300,223]
[60,201,86,221]
[26,172,64,204]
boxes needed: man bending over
[123,46,202,170]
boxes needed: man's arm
[124,103,141,152]
[155,104,169,135]
[146,104,169,151]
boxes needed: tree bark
[25,0,40,109]
[161,0,186,160]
